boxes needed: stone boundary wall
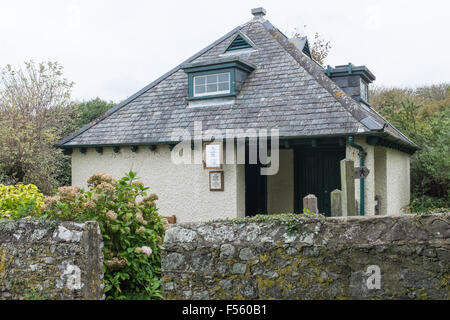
[0,219,104,300]
[162,213,450,299]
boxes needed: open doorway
[244,146,267,217]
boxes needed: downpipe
[348,136,365,216]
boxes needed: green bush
[0,184,44,219]
[408,195,449,214]
[40,171,168,300]
[371,86,449,205]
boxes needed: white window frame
[193,72,231,97]
[360,79,369,102]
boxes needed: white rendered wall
[346,137,376,216]
[346,137,411,216]
[71,146,244,223]
[374,146,388,215]
[386,148,411,215]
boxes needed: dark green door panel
[294,147,345,216]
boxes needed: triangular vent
[226,34,252,51]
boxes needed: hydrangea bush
[41,171,168,299]
[0,184,44,219]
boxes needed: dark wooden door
[294,147,345,216]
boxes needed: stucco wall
[72,146,243,223]
[346,138,411,216]
[386,148,411,215]
[346,137,376,216]
[374,146,388,215]
[267,149,294,214]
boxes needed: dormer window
[194,72,230,97]
[182,57,256,101]
[360,79,369,103]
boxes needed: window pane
[206,74,218,84]
[193,72,231,96]
[218,82,229,91]
[207,83,218,92]
[195,85,206,94]
[194,76,205,85]
[218,73,229,82]
[360,80,368,101]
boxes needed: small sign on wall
[203,142,223,169]
[209,171,224,191]
[354,166,370,179]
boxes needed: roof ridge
[260,19,417,147]
[260,19,371,133]
[57,23,249,147]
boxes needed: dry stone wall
[162,213,450,299]
[0,219,104,300]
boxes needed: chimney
[251,7,266,19]
[325,63,376,106]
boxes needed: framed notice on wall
[209,171,224,191]
[203,142,223,169]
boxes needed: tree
[290,27,332,67]
[309,32,332,67]
[0,61,75,194]
[73,97,115,130]
[371,85,450,208]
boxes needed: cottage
[57,8,418,223]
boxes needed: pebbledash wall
[72,146,246,224]
[346,136,410,216]
[71,138,410,223]
[0,219,104,300]
[162,213,450,299]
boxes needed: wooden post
[330,189,342,217]
[340,159,356,216]
[303,194,318,214]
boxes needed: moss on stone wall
[162,213,450,300]
[0,219,104,300]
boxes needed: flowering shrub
[0,184,44,219]
[41,171,167,299]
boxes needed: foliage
[40,171,167,299]
[51,97,116,189]
[39,172,165,299]
[309,32,332,67]
[0,184,44,219]
[211,211,325,225]
[72,97,115,130]
[23,287,50,300]
[408,195,449,214]
[0,61,76,194]
[0,60,116,191]
[289,27,332,67]
[371,84,450,211]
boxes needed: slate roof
[58,14,417,150]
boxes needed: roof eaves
[56,23,249,147]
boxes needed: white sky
[0,0,449,102]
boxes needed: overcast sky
[0,0,449,103]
